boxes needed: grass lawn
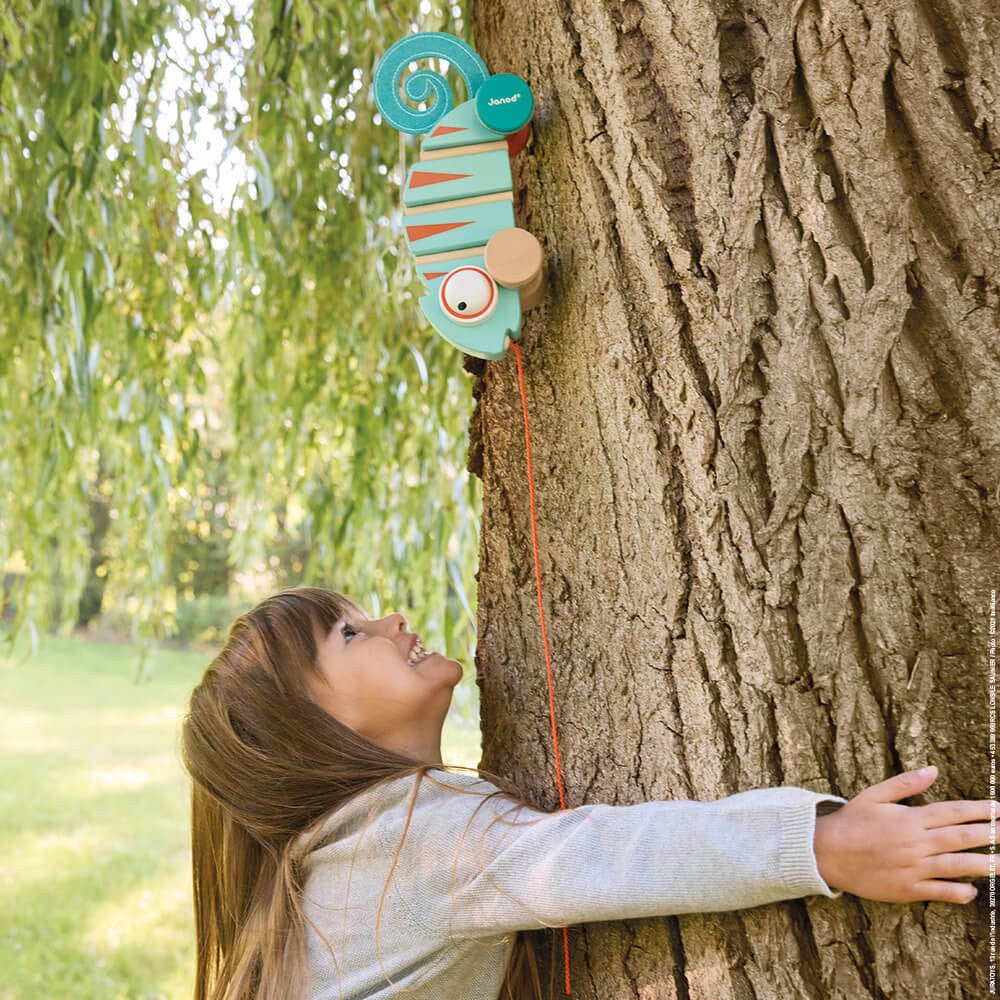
[0,633,483,1000]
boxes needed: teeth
[407,636,430,666]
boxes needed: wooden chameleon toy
[373,31,547,361]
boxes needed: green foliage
[97,589,242,647]
[171,591,244,645]
[0,1,483,672]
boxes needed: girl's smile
[406,633,433,667]
[308,607,463,764]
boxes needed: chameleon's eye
[439,267,497,325]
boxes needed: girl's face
[308,604,463,764]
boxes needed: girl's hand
[813,765,997,904]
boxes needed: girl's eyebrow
[335,609,369,632]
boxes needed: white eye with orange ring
[439,266,497,325]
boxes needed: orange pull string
[509,340,572,996]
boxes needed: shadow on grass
[2,783,194,996]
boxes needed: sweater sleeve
[403,782,849,941]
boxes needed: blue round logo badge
[475,73,534,135]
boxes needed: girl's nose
[381,612,407,634]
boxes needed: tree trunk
[466,1,998,997]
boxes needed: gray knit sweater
[294,768,848,999]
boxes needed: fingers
[909,878,979,905]
[925,821,998,855]
[859,765,938,804]
[920,799,1000,829]
[917,851,997,878]
[920,850,994,881]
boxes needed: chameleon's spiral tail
[373,31,489,135]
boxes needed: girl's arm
[403,779,848,941]
[402,767,990,943]
[813,765,993,904]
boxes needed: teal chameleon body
[373,32,546,361]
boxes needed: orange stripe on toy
[408,169,472,189]
[405,220,474,243]
[422,271,449,279]
[430,124,467,136]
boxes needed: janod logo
[487,93,522,106]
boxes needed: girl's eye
[342,624,358,642]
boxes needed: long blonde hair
[180,585,550,999]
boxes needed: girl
[180,586,993,1000]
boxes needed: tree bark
[467,1,999,997]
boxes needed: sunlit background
[0,1,484,995]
